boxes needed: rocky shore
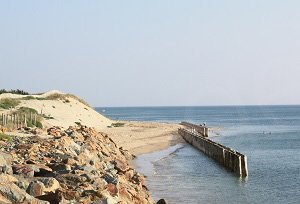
[0,126,154,204]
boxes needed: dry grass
[0,98,20,109]
[45,93,91,107]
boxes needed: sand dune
[0,90,112,130]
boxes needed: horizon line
[95,104,300,108]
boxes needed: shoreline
[102,120,185,156]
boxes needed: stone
[37,177,60,193]
[106,183,118,197]
[27,180,46,197]
[35,191,65,204]
[12,164,35,177]
[92,177,107,190]
[55,173,87,187]
[0,125,154,203]
[0,182,49,204]
[157,199,168,204]
[112,159,129,173]
[0,174,18,183]
[102,174,118,185]
[0,165,13,175]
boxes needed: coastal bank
[0,91,179,204]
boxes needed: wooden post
[17,114,20,129]
[24,114,27,127]
[34,114,37,126]
[13,114,16,129]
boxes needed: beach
[0,91,184,204]
[102,121,184,155]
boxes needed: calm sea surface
[96,106,300,204]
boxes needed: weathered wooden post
[4,114,7,126]
[34,113,37,126]
[24,114,27,127]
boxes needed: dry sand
[0,90,112,130]
[102,121,185,155]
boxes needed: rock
[35,191,65,204]
[12,164,35,177]
[27,181,46,197]
[37,178,60,193]
[0,174,18,183]
[102,174,118,185]
[106,183,118,196]
[112,159,129,173]
[0,182,49,204]
[0,165,13,175]
[16,180,30,190]
[55,173,87,187]
[0,125,154,204]
[92,177,107,190]
[125,169,134,181]
[0,152,12,166]
[0,194,11,204]
[157,199,168,204]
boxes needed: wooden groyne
[180,121,209,137]
[179,128,248,177]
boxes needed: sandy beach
[102,121,185,155]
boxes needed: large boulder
[0,182,49,204]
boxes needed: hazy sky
[1,1,300,107]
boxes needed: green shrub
[22,96,47,100]
[35,121,43,129]
[43,114,54,120]
[46,93,65,100]
[16,107,38,115]
[26,120,34,128]
[22,96,35,100]
[111,122,125,127]
[0,133,12,142]
[0,98,20,109]
[75,121,81,126]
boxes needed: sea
[96,106,300,204]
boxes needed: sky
[0,1,300,107]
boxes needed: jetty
[179,123,248,177]
[180,122,209,137]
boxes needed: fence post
[34,114,37,126]
[24,114,27,127]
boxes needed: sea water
[97,106,300,204]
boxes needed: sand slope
[0,90,112,130]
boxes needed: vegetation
[0,89,29,95]
[5,107,44,129]
[46,93,91,108]
[15,107,38,115]
[35,121,43,128]
[22,96,47,100]
[0,133,12,142]
[0,98,20,109]
[75,121,82,126]
[42,114,54,120]
[111,122,125,127]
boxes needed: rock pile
[0,126,154,204]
